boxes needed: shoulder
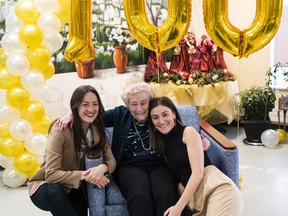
[183,126,198,142]
[104,105,128,115]
[49,123,73,141]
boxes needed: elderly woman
[58,79,179,216]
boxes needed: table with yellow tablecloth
[150,80,239,124]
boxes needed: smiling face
[150,104,176,134]
[78,92,99,130]
[128,91,150,123]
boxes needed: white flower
[188,78,193,84]
[212,75,218,81]
[176,80,182,85]
[56,53,64,62]
[97,46,104,53]
[108,27,128,46]
[163,72,169,77]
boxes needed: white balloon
[37,14,61,35]
[41,33,64,53]
[261,129,279,148]
[6,53,30,76]
[0,102,21,124]
[25,133,47,156]
[0,154,14,168]
[35,154,45,164]
[2,166,27,188]
[5,12,22,33]
[21,70,45,94]
[0,5,14,19]
[1,32,27,54]
[34,0,59,14]
[9,119,33,141]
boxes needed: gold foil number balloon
[203,0,283,58]
[123,0,192,57]
[64,0,95,63]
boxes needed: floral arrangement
[108,27,129,47]
[146,69,236,87]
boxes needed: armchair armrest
[200,120,236,150]
[199,120,239,186]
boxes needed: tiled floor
[1,68,288,216]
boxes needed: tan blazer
[28,123,116,196]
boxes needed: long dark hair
[148,96,183,157]
[70,85,106,152]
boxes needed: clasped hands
[81,164,111,188]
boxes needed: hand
[85,165,110,188]
[178,182,185,196]
[56,112,73,131]
[81,169,91,180]
[164,206,182,216]
[200,134,210,151]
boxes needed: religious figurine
[211,44,228,71]
[144,51,168,81]
[169,37,190,73]
[185,31,199,73]
[193,35,214,72]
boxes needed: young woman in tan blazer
[28,85,116,216]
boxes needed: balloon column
[0,0,68,188]
[203,0,283,58]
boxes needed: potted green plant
[239,85,276,144]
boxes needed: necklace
[132,118,151,151]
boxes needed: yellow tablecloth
[150,81,239,124]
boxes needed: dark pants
[30,183,87,216]
[115,156,179,216]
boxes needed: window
[271,0,288,89]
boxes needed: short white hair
[121,82,155,106]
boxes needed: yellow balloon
[0,137,24,157]
[203,0,283,58]
[54,0,70,24]
[14,151,37,173]
[276,129,287,143]
[32,114,52,134]
[0,48,8,66]
[123,0,191,57]
[57,0,70,8]
[6,86,30,108]
[0,67,21,90]
[21,100,45,123]
[38,62,55,79]
[0,123,10,138]
[19,24,43,48]
[64,0,95,63]
[15,0,40,24]
[26,46,51,69]
[27,163,40,179]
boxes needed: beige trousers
[187,165,243,216]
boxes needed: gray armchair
[85,105,239,216]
